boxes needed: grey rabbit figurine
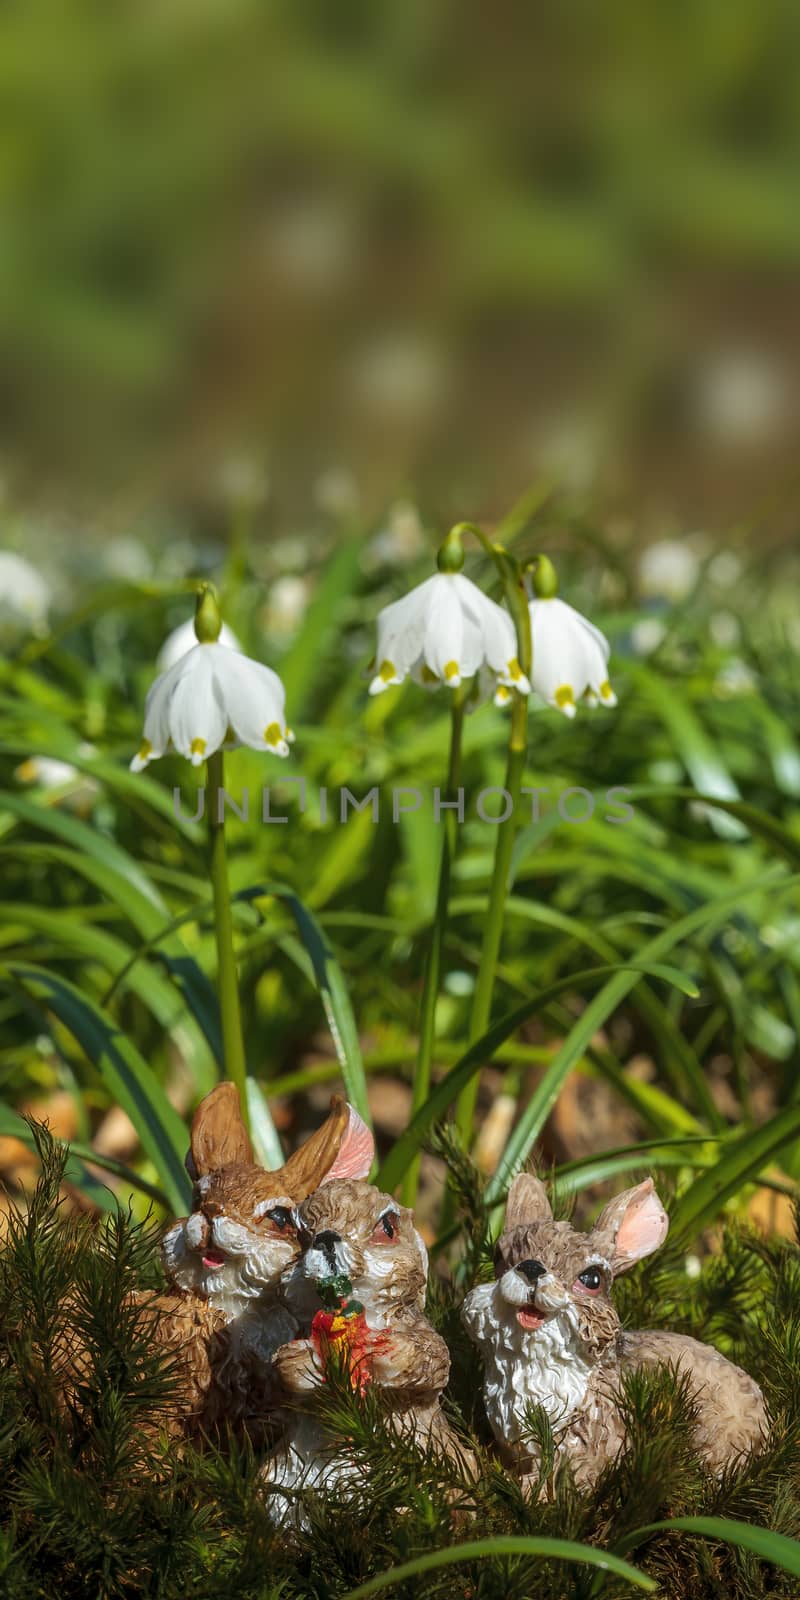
[462,1173,767,1492]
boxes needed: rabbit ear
[321,1104,374,1183]
[280,1098,374,1201]
[504,1173,553,1229]
[593,1179,669,1275]
[189,1083,254,1177]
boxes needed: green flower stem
[456,687,529,1141]
[208,748,250,1131]
[453,541,533,1148]
[401,692,465,1208]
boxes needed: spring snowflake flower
[131,592,292,771]
[369,541,530,699]
[527,557,616,719]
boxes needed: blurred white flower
[0,553,50,633]
[132,645,292,771]
[16,756,79,787]
[709,610,741,649]
[103,536,153,583]
[314,466,360,519]
[638,540,699,602]
[533,412,601,494]
[631,617,667,656]
[157,618,241,673]
[263,195,356,292]
[349,334,447,423]
[366,500,426,569]
[529,596,616,718]
[15,744,99,812]
[263,576,309,638]
[369,573,529,698]
[714,659,756,697]
[708,550,743,589]
[695,348,788,444]
[216,454,270,509]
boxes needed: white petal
[138,660,182,758]
[423,575,464,684]
[550,597,610,662]
[372,576,438,688]
[167,648,227,762]
[529,596,614,717]
[454,575,530,692]
[213,648,290,755]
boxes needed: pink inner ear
[616,1187,669,1262]
[322,1106,374,1182]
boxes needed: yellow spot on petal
[599,680,614,701]
[508,657,523,682]
[421,665,439,685]
[190,737,206,758]
[444,660,460,682]
[495,685,511,705]
[265,722,283,747]
[379,659,397,683]
[554,685,575,710]
[137,739,153,760]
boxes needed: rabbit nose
[202,1198,223,1220]
[313,1229,342,1266]
[517,1259,547,1283]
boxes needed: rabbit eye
[576,1267,603,1293]
[371,1211,399,1243]
[266,1206,293,1231]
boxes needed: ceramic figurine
[264,1175,473,1518]
[153,1083,373,1442]
[462,1173,767,1492]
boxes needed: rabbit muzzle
[302,1229,353,1281]
[498,1264,574,1332]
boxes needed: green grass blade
[376,962,695,1194]
[0,1106,170,1208]
[485,869,800,1203]
[340,1535,656,1599]
[614,1516,800,1579]
[670,1106,800,1237]
[625,664,746,838]
[245,1077,287,1171]
[0,790,168,909]
[236,883,370,1125]
[0,901,217,1095]
[0,961,191,1214]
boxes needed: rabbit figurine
[152,1083,373,1441]
[462,1173,767,1492]
[264,1175,472,1517]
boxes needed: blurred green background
[2,0,799,545]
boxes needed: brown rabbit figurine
[462,1173,767,1492]
[264,1175,472,1518]
[150,1084,373,1441]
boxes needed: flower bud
[436,526,466,574]
[529,554,559,599]
[194,584,223,644]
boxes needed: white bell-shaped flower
[529,595,616,718]
[131,594,292,771]
[369,571,529,698]
[157,617,240,673]
[0,552,50,635]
